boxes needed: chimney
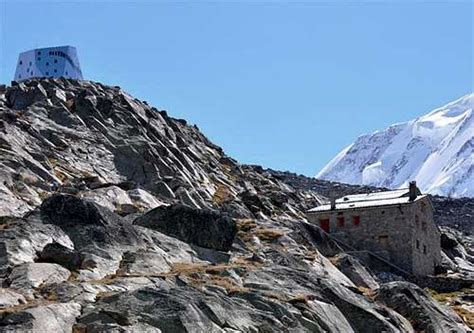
[330,196,336,210]
[409,181,418,201]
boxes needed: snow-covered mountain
[317,93,473,198]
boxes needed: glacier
[317,93,473,198]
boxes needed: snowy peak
[317,93,474,198]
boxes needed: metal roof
[308,190,427,213]
[335,189,409,204]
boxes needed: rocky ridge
[0,79,471,332]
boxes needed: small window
[65,71,68,75]
[423,245,427,254]
[319,219,330,233]
[352,216,360,226]
[416,239,420,249]
[37,51,41,55]
[46,72,49,75]
[29,61,32,66]
[54,69,57,73]
[381,210,385,215]
[337,216,345,228]
[46,62,49,66]
[54,59,58,63]
[37,57,41,61]
[18,74,22,79]
[19,60,23,65]
[378,235,389,247]
[422,221,427,232]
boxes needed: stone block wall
[307,197,440,276]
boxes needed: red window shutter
[352,216,360,226]
[319,219,330,233]
[337,217,345,228]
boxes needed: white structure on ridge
[14,46,83,82]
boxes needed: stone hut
[307,182,441,276]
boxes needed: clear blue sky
[0,1,472,176]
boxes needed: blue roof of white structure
[308,188,427,213]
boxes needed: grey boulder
[0,288,26,308]
[134,204,237,252]
[332,253,379,289]
[0,302,81,333]
[374,281,469,333]
[8,262,71,298]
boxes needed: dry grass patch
[204,264,234,275]
[0,299,56,314]
[427,289,474,329]
[453,306,474,329]
[67,271,80,282]
[47,157,59,167]
[426,289,465,303]
[170,262,209,275]
[95,291,119,301]
[287,294,310,305]
[38,191,50,201]
[254,228,285,242]
[304,251,318,262]
[236,219,258,244]
[212,184,233,205]
[237,219,285,242]
[204,275,248,295]
[358,287,376,300]
[236,219,257,232]
[54,169,69,183]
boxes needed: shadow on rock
[133,204,237,252]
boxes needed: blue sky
[0,1,472,176]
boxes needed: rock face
[0,302,81,333]
[0,79,471,332]
[134,204,237,251]
[8,262,71,298]
[0,289,26,308]
[332,253,379,289]
[375,282,468,333]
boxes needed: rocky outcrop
[8,262,70,298]
[375,282,469,333]
[332,253,379,289]
[0,289,26,308]
[38,194,208,281]
[134,204,237,252]
[0,79,471,331]
[0,216,73,278]
[0,302,81,333]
